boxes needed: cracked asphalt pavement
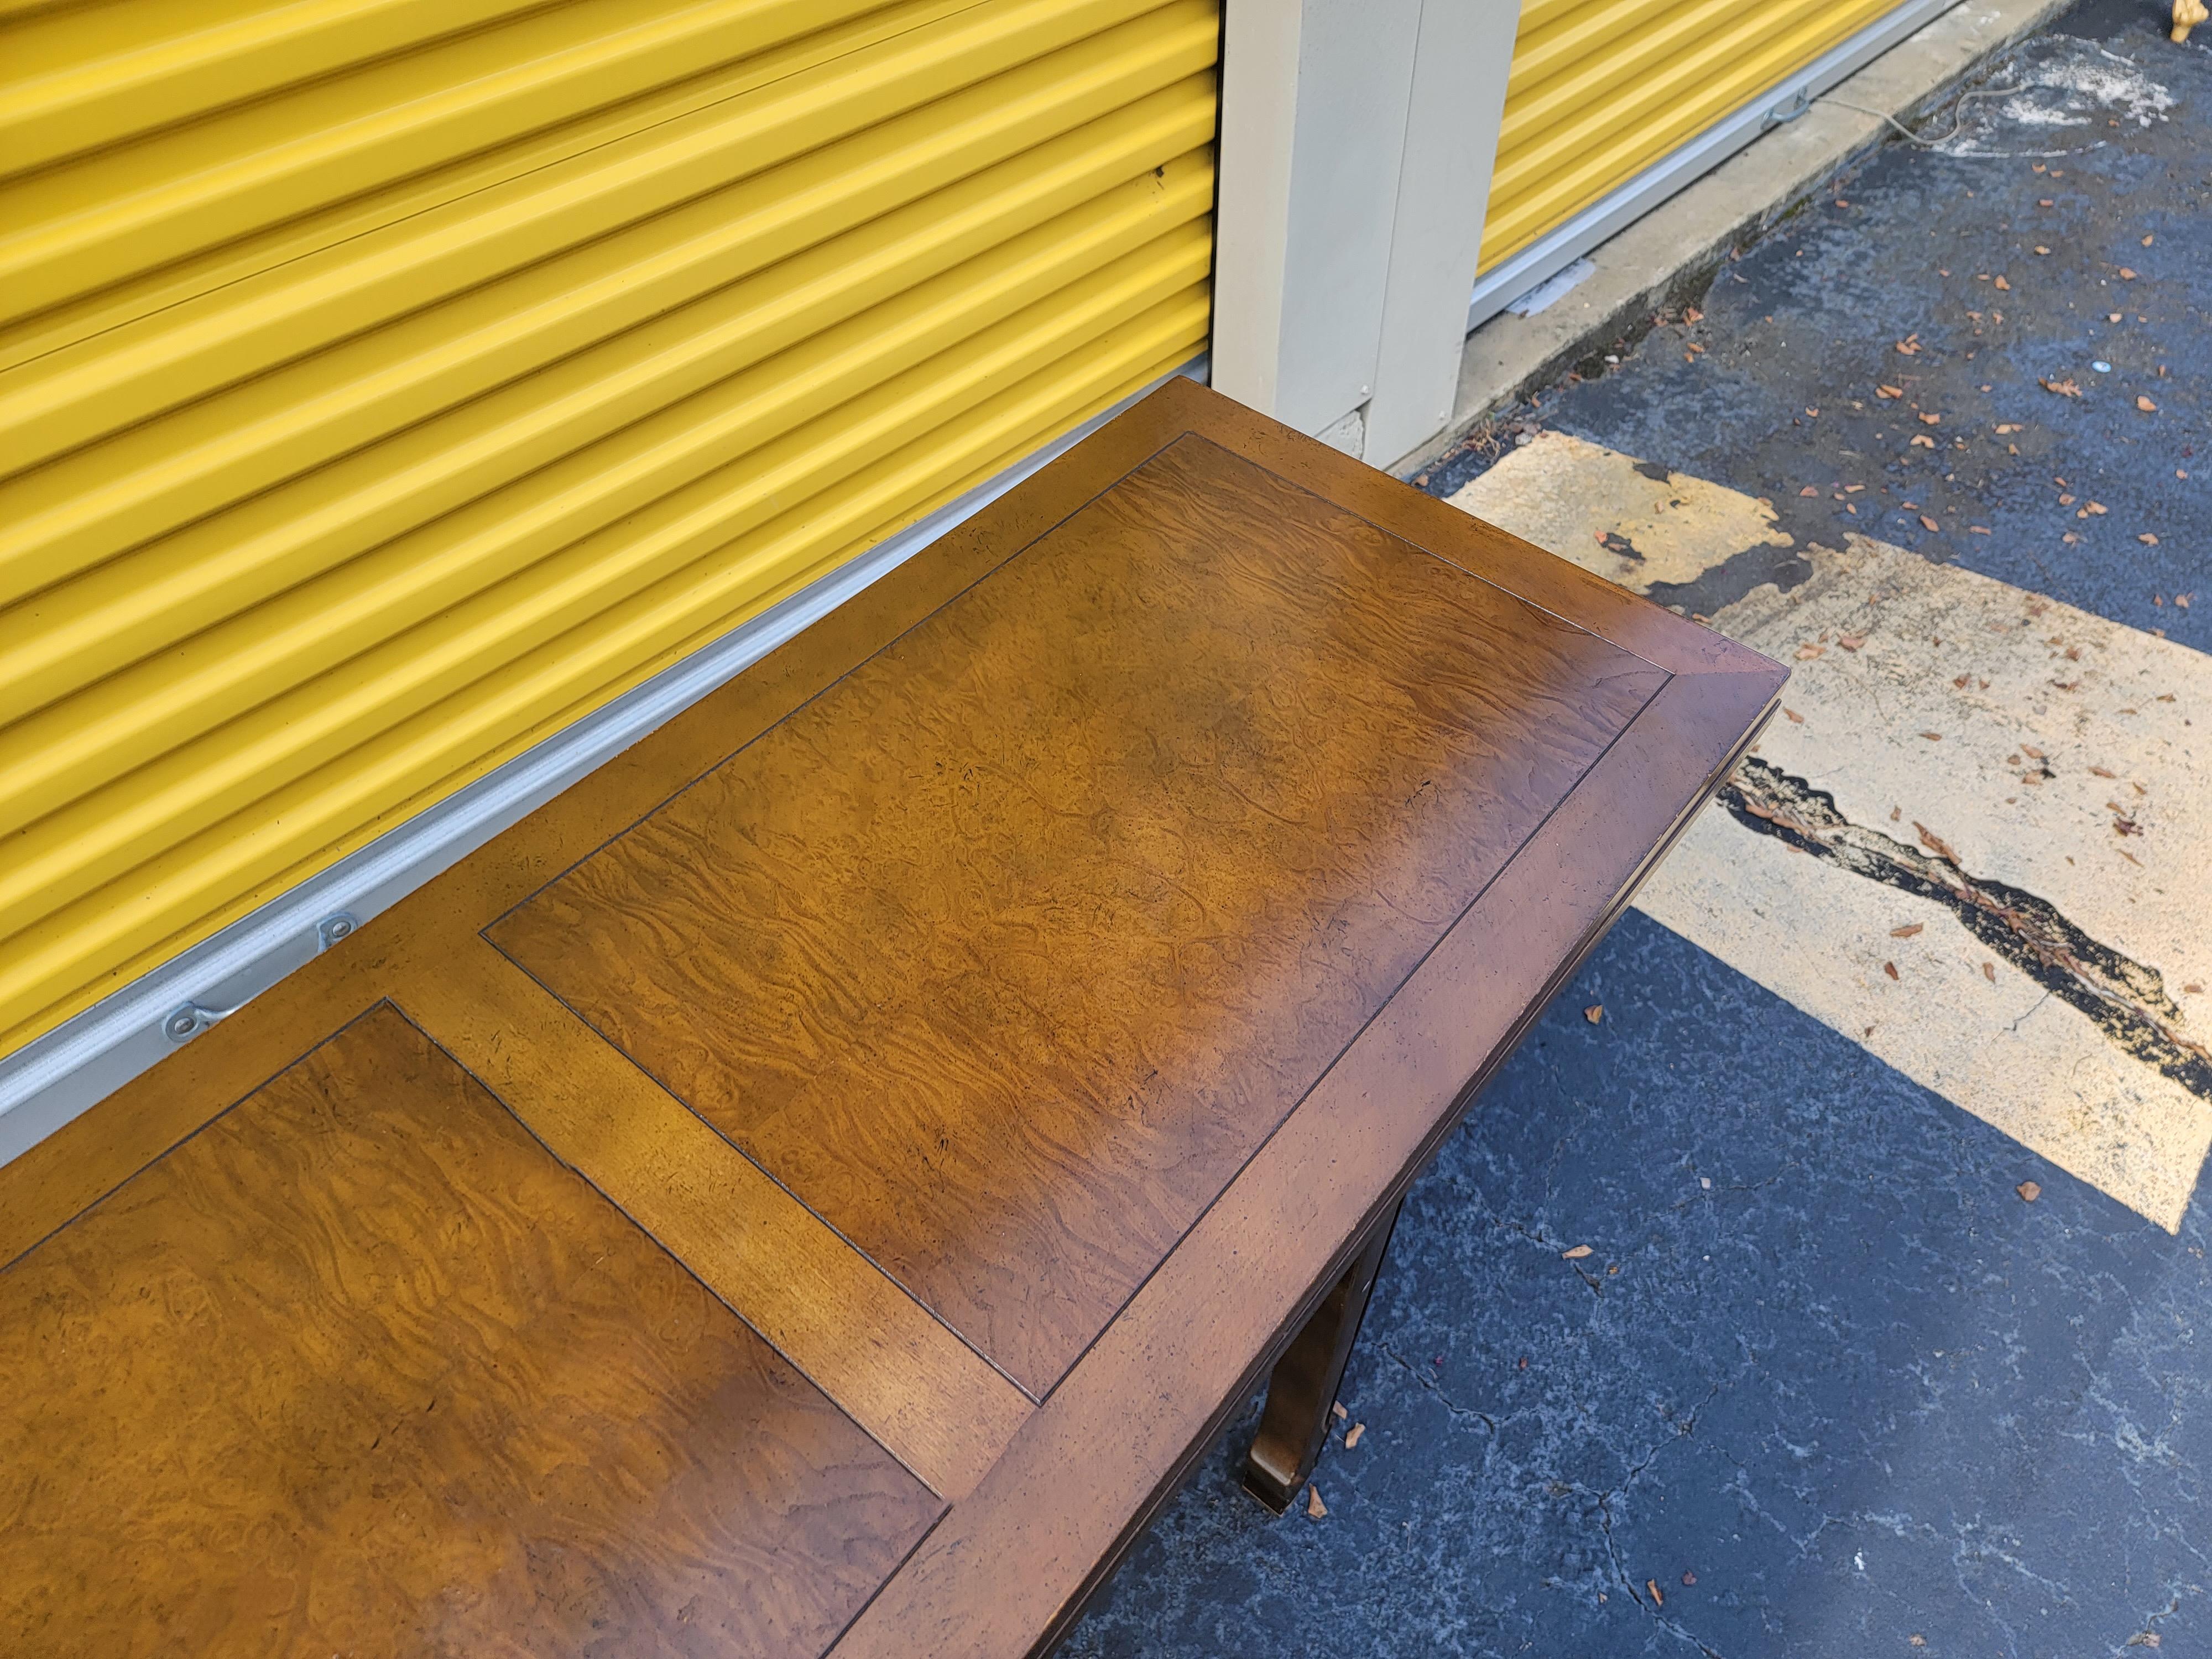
[1060,1,2210,1653]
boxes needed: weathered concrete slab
[1454,433,2211,1228]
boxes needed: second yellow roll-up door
[1481,0,1906,272]
[0,0,1219,1060]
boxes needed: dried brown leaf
[1583,1004,1604,1024]
[1914,822,1960,863]
[1345,1422,1365,1449]
[2017,1181,2042,1203]
[1884,962,1900,980]
[1562,1244,1594,1260]
[1307,1485,1327,1519]
[1891,923,1924,938]
[2041,377,2083,398]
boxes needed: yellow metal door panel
[1481,0,1904,270]
[0,171,1217,853]
[2,0,1207,474]
[3,0,559,173]
[2,96,1218,728]
[0,0,1218,1056]
[0,2,979,371]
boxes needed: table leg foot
[1241,1198,1402,1514]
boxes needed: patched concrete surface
[1451,430,1796,592]
[1455,440,2212,1228]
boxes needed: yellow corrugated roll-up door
[0,0,1220,1058]
[1480,0,1903,271]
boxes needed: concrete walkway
[1062,0,2209,1652]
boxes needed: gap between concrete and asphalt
[1391,0,2079,477]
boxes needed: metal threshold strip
[1467,0,1963,332]
[0,357,1208,1167]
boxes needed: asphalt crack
[1720,757,2212,1102]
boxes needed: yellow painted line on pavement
[1453,434,2212,1230]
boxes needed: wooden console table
[0,379,1782,1657]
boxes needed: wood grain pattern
[400,937,1032,1499]
[0,1003,940,1659]
[491,434,1670,1397]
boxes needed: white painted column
[1210,0,1522,468]
[1364,0,1520,468]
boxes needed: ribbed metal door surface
[1481,0,1900,271]
[0,0,1219,1058]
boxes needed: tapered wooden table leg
[1241,1198,1404,1514]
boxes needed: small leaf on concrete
[1306,1485,1327,1519]
[2137,395,2158,413]
[1884,962,1900,980]
[1562,1244,1593,1260]
[1890,923,1924,938]
[1648,1580,1665,1607]
[1345,1422,1365,1449]
[1914,822,1961,864]
[1584,1004,1604,1024]
[2018,1181,2042,1203]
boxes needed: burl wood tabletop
[0,379,1782,1658]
